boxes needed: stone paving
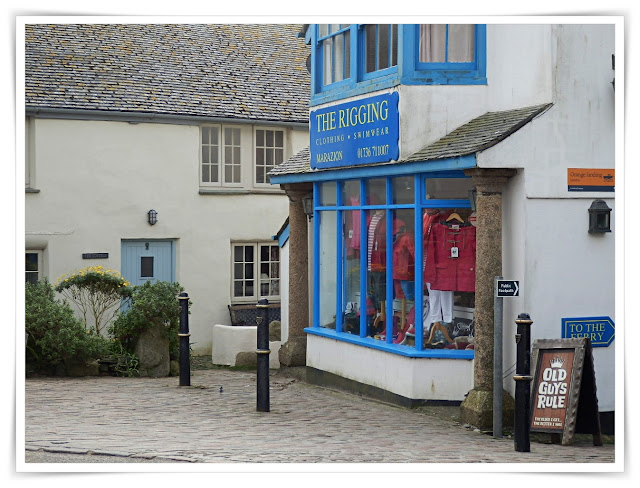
[24,368,616,465]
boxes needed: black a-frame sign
[530,338,603,446]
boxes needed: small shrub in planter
[109,281,188,368]
[26,279,110,375]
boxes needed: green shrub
[26,279,110,373]
[54,266,133,335]
[108,281,187,360]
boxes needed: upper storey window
[311,24,486,105]
[319,24,351,86]
[418,24,475,64]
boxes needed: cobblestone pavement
[24,368,616,466]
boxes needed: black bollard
[513,313,533,452]
[256,298,270,412]
[178,292,191,387]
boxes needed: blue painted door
[121,240,175,286]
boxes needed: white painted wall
[307,335,474,401]
[25,118,308,355]
[476,24,616,410]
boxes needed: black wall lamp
[588,200,611,234]
[302,193,314,219]
[147,209,158,226]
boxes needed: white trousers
[426,283,453,324]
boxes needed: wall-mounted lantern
[588,200,611,234]
[302,193,314,219]
[147,209,158,226]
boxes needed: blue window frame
[307,172,476,359]
[311,24,487,105]
[405,24,486,85]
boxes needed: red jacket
[392,232,415,281]
[425,222,476,292]
[368,214,405,272]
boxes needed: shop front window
[311,173,477,356]
[318,210,338,330]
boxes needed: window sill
[25,188,40,193]
[199,188,285,195]
[305,327,475,359]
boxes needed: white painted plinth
[306,334,474,401]
[212,324,281,369]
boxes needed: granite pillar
[279,183,313,366]
[460,168,516,429]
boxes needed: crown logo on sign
[550,357,565,369]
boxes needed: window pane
[366,178,386,205]
[141,256,154,278]
[261,245,269,261]
[271,246,279,261]
[234,263,243,277]
[378,24,389,70]
[266,149,273,165]
[256,130,264,146]
[256,148,264,164]
[343,209,362,335]
[364,25,397,73]
[234,281,243,297]
[256,167,264,184]
[424,177,474,200]
[419,24,446,63]
[202,165,210,182]
[266,130,274,147]
[448,24,474,62]
[244,246,253,262]
[275,149,283,164]
[26,253,38,271]
[364,24,377,73]
[322,28,350,85]
[233,165,240,182]
[275,131,283,147]
[225,165,232,183]
[319,181,336,206]
[234,246,243,262]
[392,176,414,204]
[202,128,210,144]
[245,263,254,279]
[319,211,337,329]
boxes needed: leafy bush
[108,281,186,360]
[26,280,110,372]
[54,266,132,335]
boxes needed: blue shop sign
[561,316,615,347]
[310,92,399,170]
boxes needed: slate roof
[270,103,553,177]
[25,24,310,123]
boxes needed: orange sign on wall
[567,168,615,192]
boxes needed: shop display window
[311,173,477,356]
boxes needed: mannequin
[422,208,454,344]
[424,211,476,345]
